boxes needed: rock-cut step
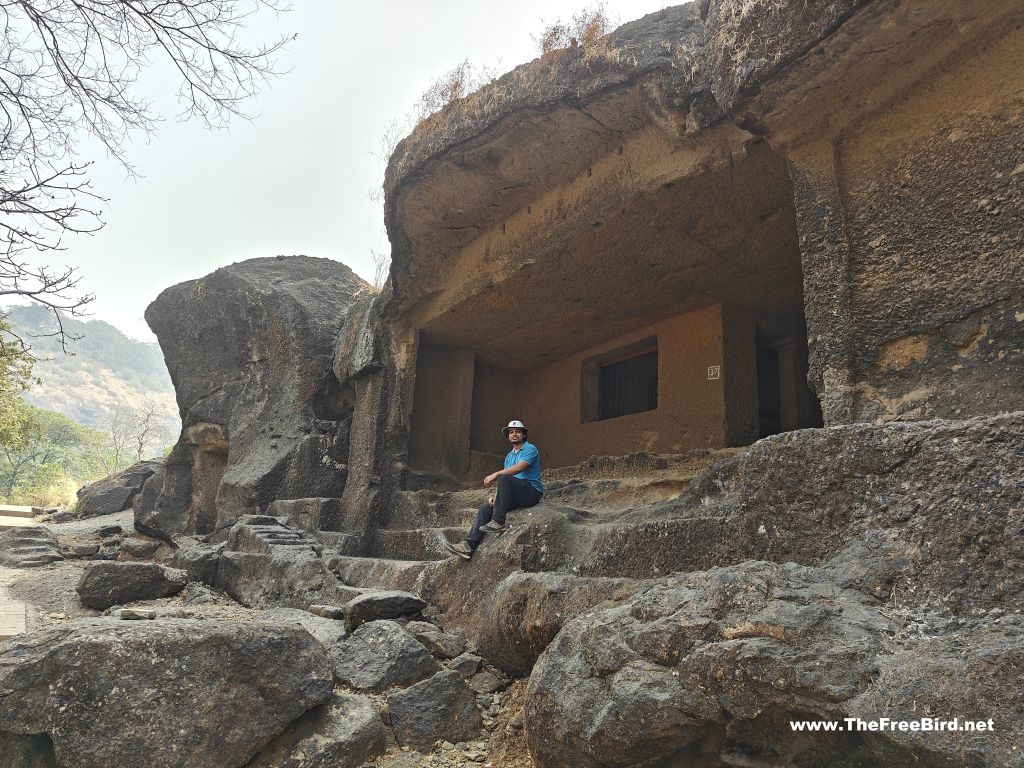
[327,555,435,593]
[0,526,64,568]
[368,527,465,562]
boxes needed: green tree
[0,399,112,504]
[0,317,35,443]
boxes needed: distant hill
[3,305,179,439]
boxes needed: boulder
[259,607,346,648]
[76,562,188,610]
[474,571,633,676]
[387,669,482,750]
[120,535,161,559]
[75,460,161,518]
[137,256,368,539]
[0,618,334,768]
[448,652,482,679]
[247,693,386,768]
[330,620,439,692]
[169,540,224,584]
[62,540,99,558]
[525,556,1024,768]
[404,620,466,659]
[467,670,503,695]
[343,590,427,631]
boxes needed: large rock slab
[0,618,334,768]
[525,555,1024,768]
[387,669,482,750]
[331,620,439,692]
[343,589,426,631]
[259,607,346,648]
[76,561,188,610]
[75,461,161,518]
[247,693,386,768]
[137,256,369,539]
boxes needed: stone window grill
[581,337,659,422]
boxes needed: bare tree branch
[0,0,292,352]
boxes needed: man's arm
[484,460,530,486]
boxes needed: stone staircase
[323,449,744,591]
[0,526,65,568]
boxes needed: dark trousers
[466,475,542,549]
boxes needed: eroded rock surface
[0,618,334,768]
[247,693,386,768]
[75,561,187,610]
[331,620,439,692]
[405,620,466,659]
[388,669,483,750]
[74,461,161,519]
[525,556,1023,768]
[214,515,341,609]
[137,256,369,540]
[406,413,1023,680]
[0,528,63,569]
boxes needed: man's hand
[484,472,499,486]
[488,495,495,507]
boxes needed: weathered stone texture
[0,527,63,568]
[397,413,1023,681]
[0,619,334,768]
[75,461,161,518]
[247,693,386,768]
[387,669,482,750]
[0,732,55,768]
[754,4,1024,424]
[330,620,439,692]
[526,558,1023,768]
[405,620,466,659]
[840,47,1024,421]
[342,589,426,631]
[75,562,188,610]
[137,256,368,540]
[214,515,340,610]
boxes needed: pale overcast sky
[57,0,669,341]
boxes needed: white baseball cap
[502,420,528,435]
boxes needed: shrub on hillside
[536,2,615,54]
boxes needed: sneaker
[480,520,505,533]
[444,541,473,560]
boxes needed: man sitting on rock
[445,420,543,561]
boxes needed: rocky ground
[0,509,531,768]
[2,413,1022,768]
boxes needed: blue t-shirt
[505,441,542,493]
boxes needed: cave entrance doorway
[756,328,821,439]
[404,138,824,480]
